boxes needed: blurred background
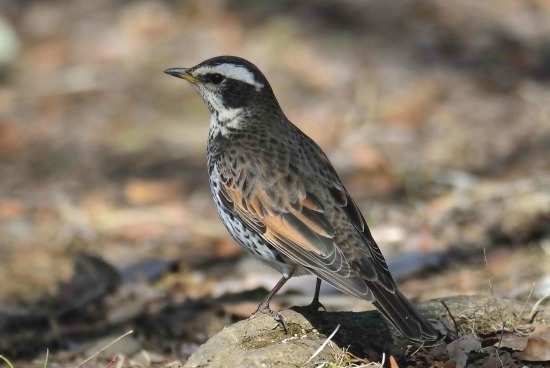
[0,0,549,365]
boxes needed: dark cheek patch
[222,80,254,108]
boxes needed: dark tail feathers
[369,282,440,342]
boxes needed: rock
[183,295,550,368]
[183,310,339,368]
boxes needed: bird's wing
[214,149,394,294]
[217,165,343,272]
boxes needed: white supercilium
[194,64,264,90]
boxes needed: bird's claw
[250,304,288,333]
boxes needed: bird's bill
[164,68,198,83]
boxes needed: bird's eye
[210,73,224,84]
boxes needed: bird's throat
[209,107,245,137]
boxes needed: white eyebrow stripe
[194,64,264,90]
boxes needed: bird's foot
[306,297,326,313]
[250,302,288,333]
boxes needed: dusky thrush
[165,56,439,342]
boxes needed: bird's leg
[307,277,326,312]
[250,275,290,332]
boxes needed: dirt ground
[0,0,549,367]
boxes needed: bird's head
[165,56,280,122]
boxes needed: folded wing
[214,151,439,341]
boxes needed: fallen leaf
[446,334,482,368]
[519,325,550,361]
[482,351,513,367]
[496,332,528,351]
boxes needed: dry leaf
[482,351,513,367]
[446,334,482,368]
[520,325,550,361]
[496,332,528,351]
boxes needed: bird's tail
[368,281,440,342]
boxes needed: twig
[408,340,428,357]
[516,282,535,324]
[484,248,505,368]
[441,300,459,338]
[75,330,133,368]
[526,293,550,323]
[106,354,119,368]
[304,324,340,365]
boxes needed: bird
[164,56,439,342]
